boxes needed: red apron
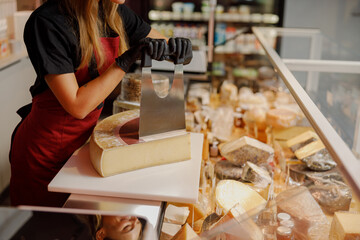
[10,36,119,207]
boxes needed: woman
[9,0,192,207]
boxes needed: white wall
[283,0,360,60]
[0,58,35,193]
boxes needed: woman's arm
[45,30,169,120]
[45,62,125,119]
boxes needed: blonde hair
[62,0,128,69]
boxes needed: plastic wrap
[220,136,274,166]
[119,73,169,102]
[214,160,243,180]
[241,161,272,189]
[275,186,330,240]
[307,171,352,214]
[302,148,337,171]
[211,106,234,142]
[200,203,264,240]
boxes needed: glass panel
[270,30,360,61]
[291,71,360,157]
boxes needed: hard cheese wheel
[215,179,266,215]
[89,110,191,177]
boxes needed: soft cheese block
[215,179,266,215]
[160,222,182,240]
[89,110,191,177]
[329,211,360,240]
[164,204,190,225]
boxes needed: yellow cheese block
[172,223,201,240]
[89,110,191,177]
[286,130,319,148]
[272,126,313,141]
[160,222,182,240]
[168,202,207,226]
[294,139,325,159]
[164,204,190,225]
[215,180,266,215]
[330,211,360,240]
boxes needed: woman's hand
[167,38,193,65]
[115,38,167,72]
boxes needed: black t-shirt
[24,0,151,97]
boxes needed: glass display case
[252,27,360,197]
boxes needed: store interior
[0,0,360,239]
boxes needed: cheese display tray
[49,133,203,204]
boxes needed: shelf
[0,49,28,71]
[149,10,279,25]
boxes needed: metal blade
[139,64,186,138]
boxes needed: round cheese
[266,108,297,129]
[89,110,191,177]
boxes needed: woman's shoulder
[27,0,74,32]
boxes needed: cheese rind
[220,136,274,166]
[89,110,191,177]
[329,211,360,240]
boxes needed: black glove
[167,37,193,65]
[115,38,167,72]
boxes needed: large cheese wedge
[89,110,191,177]
[172,223,201,240]
[215,180,266,215]
[330,211,360,240]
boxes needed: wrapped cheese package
[307,171,352,214]
[215,179,266,216]
[220,136,274,166]
[276,186,330,240]
[201,203,264,240]
[214,160,243,180]
[241,161,272,189]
